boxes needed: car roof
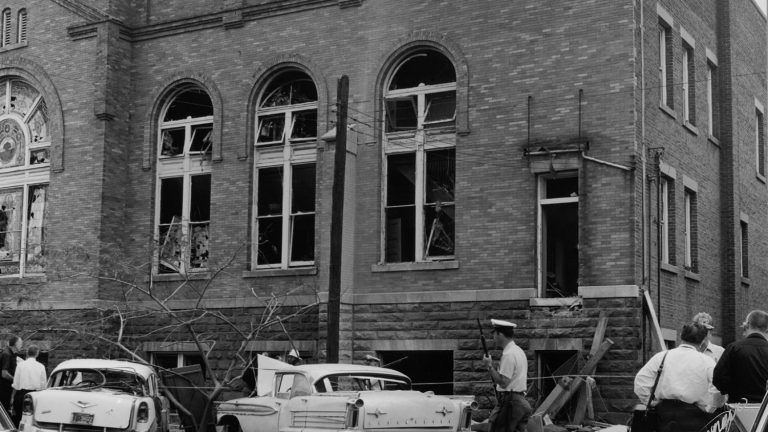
[281,363,410,381]
[52,359,155,379]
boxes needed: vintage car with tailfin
[19,359,171,432]
[216,363,476,432]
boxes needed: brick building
[0,0,765,420]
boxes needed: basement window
[538,174,579,297]
[253,69,318,269]
[383,49,457,264]
[155,86,213,274]
[534,351,578,416]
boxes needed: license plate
[71,413,94,425]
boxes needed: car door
[275,373,312,432]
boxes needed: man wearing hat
[481,319,531,432]
[364,354,381,367]
[286,349,302,366]
[692,312,724,362]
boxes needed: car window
[276,374,295,399]
[49,369,149,396]
[290,374,311,398]
[317,374,410,392]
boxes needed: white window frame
[252,75,317,270]
[683,189,692,268]
[660,177,670,264]
[659,25,668,107]
[536,173,579,296]
[0,80,50,277]
[154,97,212,275]
[382,78,456,263]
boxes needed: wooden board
[590,312,608,357]
[643,288,667,352]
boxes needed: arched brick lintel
[373,30,470,137]
[244,53,330,161]
[0,56,66,172]
[141,71,225,170]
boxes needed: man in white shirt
[634,324,724,432]
[693,312,724,362]
[481,319,531,432]
[10,345,46,426]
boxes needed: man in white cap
[286,349,302,366]
[364,354,381,367]
[481,318,531,432]
[692,312,723,362]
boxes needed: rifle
[477,319,500,401]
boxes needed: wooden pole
[327,75,349,363]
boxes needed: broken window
[539,175,579,297]
[379,350,453,395]
[383,49,457,263]
[253,70,318,269]
[0,78,50,276]
[155,85,213,274]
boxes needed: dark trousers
[12,389,31,426]
[489,392,532,432]
[0,385,11,414]
[656,399,711,432]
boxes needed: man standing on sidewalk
[10,345,45,426]
[713,310,768,403]
[481,319,531,432]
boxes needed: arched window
[1,9,10,47]
[16,9,26,44]
[382,49,456,263]
[0,78,50,276]
[253,69,317,269]
[155,85,213,274]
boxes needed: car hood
[31,389,138,429]
[359,391,463,429]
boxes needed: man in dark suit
[713,310,768,403]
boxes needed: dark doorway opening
[380,350,453,395]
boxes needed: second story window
[155,86,213,274]
[659,21,673,109]
[253,70,317,269]
[383,49,456,263]
[682,42,695,125]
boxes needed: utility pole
[327,75,348,363]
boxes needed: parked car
[19,359,171,432]
[216,363,476,432]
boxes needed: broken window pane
[290,164,315,263]
[10,80,38,118]
[190,175,210,269]
[425,149,455,204]
[25,184,46,273]
[386,153,415,206]
[159,177,183,224]
[257,167,283,266]
[385,97,417,133]
[163,88,213,122]
[543,202,578,297]
[28,100,48,143]
[257,167,283,216]
[158,178,183,273]
[424,92,456,128]
[424,204,454,258]
[261,72,317,107]
[189,124,213,154]
[0,119,25,169]
[0,189,21,265]
[546,176,579,199]
[257,216,282,265]
[389,51,456,90]
[29,148,49,165]
[385,207,415,263]
[290,110,317,140]
[160,128,185,157]
[257,114,286,144]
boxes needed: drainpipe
[655,151,662,324]
[639,0,649,362]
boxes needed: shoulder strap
[646,351,669,407]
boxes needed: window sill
[0,275,46,285]
[661,262,679,275]
[741,277,751,287]
[708,135,721,147]
[529,297,582,308]
[684,270,701,282]
[371,261,459,273]
[659,104,677,120]
[242,267,318,278]
[683,122,699,136]
[757,172,766,184]
[0,41,27,53]
[148,272,211,282]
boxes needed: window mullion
[19,184,28,276]
[181,172,192,273]
[281,146,292,268]
[414,135,425,262]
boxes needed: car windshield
[314,373,411,393]
[49,368,149,396]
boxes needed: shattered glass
[424,92,456,128]
[29,148,49,165]
[163,88,213,122]
[158,178,183,273]
[261,73,317,107]
[424,150,455,259]
[389,51,456,90]
[290,110,317,140]
[189,175,210,269]
[9,80,38,119]
[0,189,22,265]
[257,167,283,265]
[257,114,286,144]
[425,149,455,204]
[424,205,455,258]
[190,124,213,154]
[25,184,46,273]
[28,100,48,143]
[160,128,185,156]
[385,153,416,262]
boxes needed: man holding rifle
[481,319,531,432]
